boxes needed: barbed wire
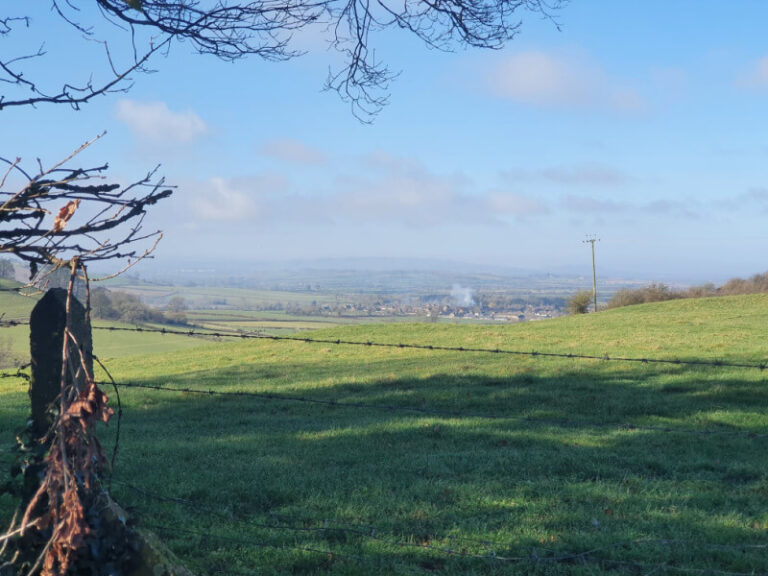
[3,318,767,373]
[0,363,30,381]
[90,325,768,371]
[110,380,768,439]
[93,355,122,485]
[3,317,767,575]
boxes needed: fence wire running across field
[3,318,768,373]
[3,316,768,575]
[107,379,768,440]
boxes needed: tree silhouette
[2,0,563,119]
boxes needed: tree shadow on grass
[124,352,768,434]
[83,361,768,575]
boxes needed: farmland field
[1,294,768,574]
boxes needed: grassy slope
[0,281,219,366]
[0,279,36,320]
[1,295,767,575]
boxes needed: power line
[110,380,768,439]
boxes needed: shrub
[567,290,593,315]
[605,271,768,310]
[607,283,681,309]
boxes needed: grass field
[1,295,767,575]
[0,279,36,320]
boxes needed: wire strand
[3,319,765,373]
[110,380,768,439]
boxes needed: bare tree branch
[0,135,173,280]
[1,0,564,118]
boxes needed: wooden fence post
[28,287,93,437]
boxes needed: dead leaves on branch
[21,376,113,575]
[64,381,113,430]
[22,378,113,576]
[51,200,80,234]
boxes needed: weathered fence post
[28,287,93,437]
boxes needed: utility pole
[583,235,599,312]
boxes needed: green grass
[1,295,767,575]
[0,279,36,320]
[105,280,340,309]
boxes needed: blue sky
[2,1,768,282]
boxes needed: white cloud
[488,50,646,112]
[259,138,327,165]
[190,177,260,222]
[183,154,549,229]
[562,195,699,219]
[486,191,549,216]
[563,194,627,213]
[610,88,649,113]
[504,163,628,186]
[489,51,590,106]
[739,55,768,88]
[718,187,768,214]
[116,99,208,143]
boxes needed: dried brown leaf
[52,199,81,233]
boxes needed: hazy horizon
[3,2,767,284]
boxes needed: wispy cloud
[486,191,549,217]
[184,154,548,227]
[737,55,768,89]
[505,163,628,186]
[259,138,327,165]
[563,195,627,213]
[190,177,262,222]
[487,50,647,112]
[116,99,208,143]
[562,195,699,219]
[718,187,768,213]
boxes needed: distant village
[283,295,566,322]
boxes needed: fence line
[3,319,768,574]
[2,319,767,373]
[110,380,768,439]
[0,363,29,381]
[3,361,763,439]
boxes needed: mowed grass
[1,295,767,575]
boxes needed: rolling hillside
[1,294,767,575]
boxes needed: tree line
[90,288,188,325]
[569,270,768,314]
